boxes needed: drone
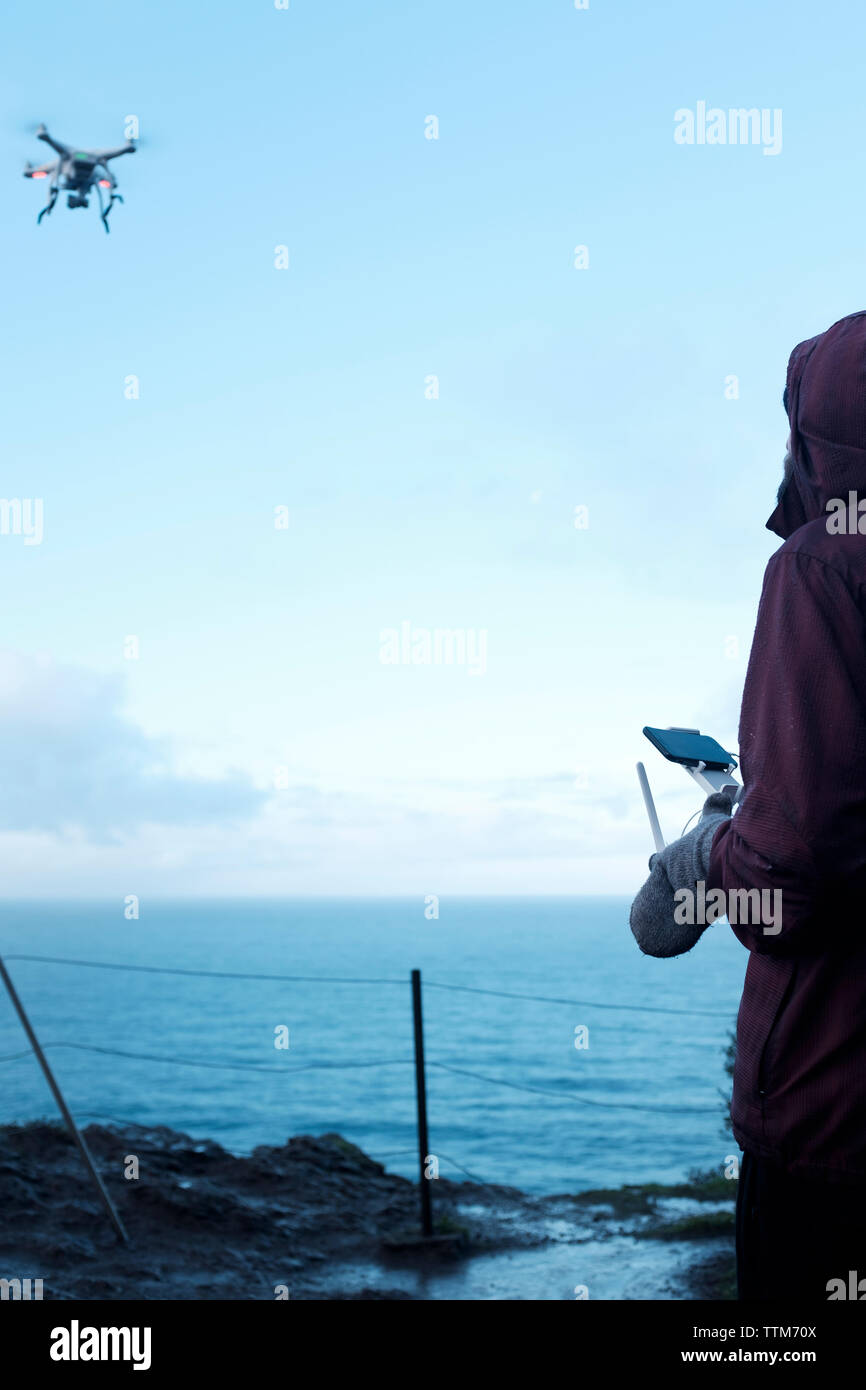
[23,124,136,233]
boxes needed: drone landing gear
[95,183,123,234]
[37,184,59,225]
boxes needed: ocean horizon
[0,897,745,1194]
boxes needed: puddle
[313,1234,717,1301]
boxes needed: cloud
[0,653,266,840]
[0,657,691,893]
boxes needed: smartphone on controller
[636,727,739,851]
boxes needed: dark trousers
[736,1150,866,1300]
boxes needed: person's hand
[631,792,733,958]
[648,793,733,881]
[701,790,736,819]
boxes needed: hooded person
[629,310,866,1300]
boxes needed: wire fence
[0,950,736,1233]
[0,951,731,1112]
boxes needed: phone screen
[643,726,736,771]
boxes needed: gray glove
[629,792,733,958]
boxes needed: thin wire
[2,953,736,1018]
[2,954,405,986]
[63,1127,467,1179]
[0,1040,723,1113]
[424,979,733,1019]
[69,1113,260,1158]
[431,1151,490,1184]
[63,1125,491,1184]
[371,1149,490,1184]
[67,1126,490,1186]
[428,1061,719,1113]
[0,1040,414,1075]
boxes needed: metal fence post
[411,967,433,1237]
[0,954,129,1245]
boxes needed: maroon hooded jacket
[708,310,866,1183]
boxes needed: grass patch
[320,1133,381,1166]
[434,1213,469,1237]
[572,1166,735,1218]
[644,1210,735,1242]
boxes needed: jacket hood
[767,310,866,539]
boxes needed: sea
[0,897,747,1195]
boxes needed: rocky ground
[0,1121,736,1300]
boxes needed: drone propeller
[23,161,54,180]
[121,123,160,151]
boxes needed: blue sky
[0,0,862,895]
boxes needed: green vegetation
[320,1133,382,1167]
[643,1209,735,1242]
[571,1165,735,1219]
[434,1213,470,1237]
